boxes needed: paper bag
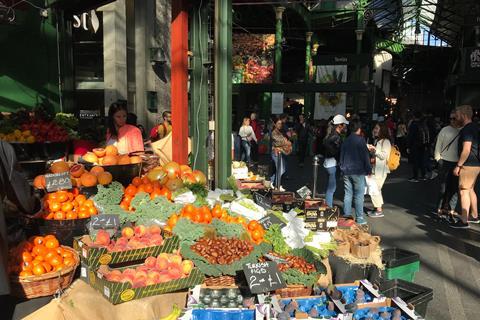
[151,132,192,166]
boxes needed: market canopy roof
[47,0,115,14]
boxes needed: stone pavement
[275,155,480,320]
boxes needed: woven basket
[204,275,236,287]
[351,242,371,259]
[335,241,351,256]
[369,236,381,252]
[10,246,80,299]
[275,285,312,298]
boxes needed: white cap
[332,114,349,125]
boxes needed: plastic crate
[382,248,420,282]
[380,279,433,318]
[192,309,255,320]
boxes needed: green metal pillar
[304,31,313,117]
[274,7,285,83]
[214,0,232,188]
[354,3,365,114]
[190,0,209,174]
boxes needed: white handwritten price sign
[45,172,72,192]
[243,261,286,294]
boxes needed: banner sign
[314,65,347,120]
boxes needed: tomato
[137,185,146,193]
[143,183,153,194]
[119,201,129,211]
[45,238,59,249]
[184,204,195,215]
[248,220,260,231]
[251,229,262,241]
[61,202,73,212]
[192,212,203,223]
[125,185,137,196]
[32,236,44,246]
[71,188,80,196]
[123,194,133,204]
[54,211,66,220]
[159,188,172,200]
[167,214,179,228]
[142,176,150,184]
[132,177,142,187]
[32,264,46,276]
[211,205,222,219]
[202,211,212,224]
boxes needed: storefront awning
[47,0,115,14]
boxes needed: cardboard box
[73,233,180,269]
[87,264,204,305]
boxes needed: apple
[181,260,194,275]
[121,227,135,239]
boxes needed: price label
[79,109,100,119]
[45,172,72,192]
[296,186,312,199]
[243,261,286,294]
[252,191,272,210]
[258,213,286,230]
[88,214,120,230]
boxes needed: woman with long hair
[239,117,257,163]
[270,117,292,189]
[367,122,392,217]
[106,102,144,154]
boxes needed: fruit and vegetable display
[82,145,142,166]
[92,226,164,251]
[98,252,195,288]
[9,235,77,277]
[191,237,254,265]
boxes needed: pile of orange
[41,190,97,220]
[165,204,265,244]
[9,235,76,277]
[120,176,173,211]
[82,145,142,166]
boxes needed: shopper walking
[250,112,262,162]
[433,111,460,218]
[295,114,309,167]
[340,120,372,225]
[239,117,257,164]
[367,122,392,218]
[451,105,480,228]
[270,118,292,189]
[407,112,428,182]
[322,115,348,207]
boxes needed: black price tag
[45,172,72,192]
[258,213,286,230]
[79,109,100,120]
[88,214,120,230]
[243,261,286,294]
[252,191,272,210]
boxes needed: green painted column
[304,31,313,117]
[354,3,365,114]
[190,0,209,174]
[214,0,232,188]
[274,7,285,83]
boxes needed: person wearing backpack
[433,111,460,219]
[322,115,349,207]
[367,122,392,218]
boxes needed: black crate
[380,279,433,318]
[382,248,419,268]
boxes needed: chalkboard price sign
[243,261,286,294]
[258,213,286,230]
[45,172,72,192]
[252,191,272,210]
[89,214,120,230]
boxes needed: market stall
[5,140,432,320]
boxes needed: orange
[97,172,113,185]
[61,250,73,259]
[251,229,262,241]
[44,213,54,220]
[125,185,137,196]
[61,202,73,212]
[130,156,142,164]
[83,199,94,208]
[63,257,75,267]
[82,152,98,164]
[88,207,97,215]
[33,175,46,189]
[47,193,59,201]
[54,211,66,220]
[56,193,68,203]
[19,270,33,277]
[132,177,142,187]
[45,249,58,261]
[102,155,118,166]
[45,238,59,249]
[104,145,118,156]
[66,211,77,219]
[202,211,212,224]
[50,161,69,174]
[237,216,247,224]
[33,236,44,246]
[47,254,63,267]
[211,205,222,218]
[92,148,106,157]
[42,262,53,273]
[78,211,90,219]
[22,251,33,262]
[248,220,260,231]
[32,264,46,276]
[117,155,131,165]
[21,261,33,271]
[80,172,97,187]
[54,264,64,272]
[75,194,87,205]
[48,201,61,212]
[90,166,105,176]
[70,164,85,178]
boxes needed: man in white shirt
[433,111,460,218]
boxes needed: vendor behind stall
[106,103,145,154]
[0,141,40,295]
[150,111,172,142]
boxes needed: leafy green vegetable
[100,204,132,224]
[219,193,236,202]
[181,241,272,276]
[264,224,290,255]
[172,218,206,245]
[304,242,337,259]
[54,113,78,130]
[93,182,124,206]
[227,175,238,192]
[185,182,208,199]
[128,192,184,225]
[192,197,208,207]
[281,268,321,287]
[210,219,246,239]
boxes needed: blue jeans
[343,175,366,219]
[241,140,251,162]
[271,152,286,186]
[325,166,337,207]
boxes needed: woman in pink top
[105,103,144,154]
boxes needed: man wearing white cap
[322,115,349,207]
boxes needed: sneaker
[367,211,384,218]
[356,217,368,225]
[449,220,470,229]
[419,176,427,181]
[279,186,286,192]
[429,172,438,180]
[408,178,419,183]
[468,216,480,224]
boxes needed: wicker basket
[275,285,313,298]
[369,236,381,252]
[10,246,79,299]
[204,275,236,287]
[334,241,351,256]
[351,242,371,259]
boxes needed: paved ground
[277,155,480,320]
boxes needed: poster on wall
[271,92,284,114]
[232,34,275,84]
[314,65,347,120]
